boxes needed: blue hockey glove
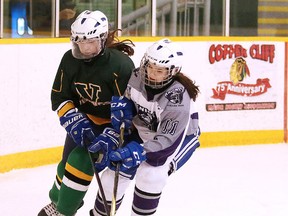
[60,110,95,147]
[109,141,146,172]
[88,127,120,171]
[111,96,135,134]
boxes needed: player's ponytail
[174,72,200,101]
[106,29,135,56]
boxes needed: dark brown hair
[174,72,200,101]
[106,29,135,56]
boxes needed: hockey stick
[110,122,125,216]
[85,139,110,216]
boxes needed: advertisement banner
[180,41,285,133]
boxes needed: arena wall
[0,37,287,173]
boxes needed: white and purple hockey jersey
[125,69,200,170]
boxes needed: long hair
[174,72,200,101]
[106,29,135,56]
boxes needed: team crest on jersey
[165,87,184,104]
[75,82,110,106]
[137,104,158,131]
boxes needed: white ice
[1,143,288,216]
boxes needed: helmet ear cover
[140,38,184,89]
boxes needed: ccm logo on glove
[110,96,135,134]
[111,101,128,108]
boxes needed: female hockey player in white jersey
[88,38,201,216]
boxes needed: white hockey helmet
[140,38,184,89]
[70,10,109,59]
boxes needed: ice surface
[1,143,288,216]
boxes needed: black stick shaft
[86,141,110,216]
[110,122,125,216]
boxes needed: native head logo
[137,105,158,131]
[230,57,250,84]
[165,87,184,104]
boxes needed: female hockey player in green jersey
[88,38,201,215]
[38,10,135,216]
